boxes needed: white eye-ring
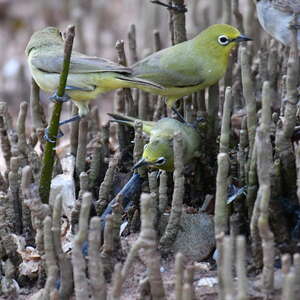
[155,157,166,166]
[218,35,230,46]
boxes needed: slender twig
[160,132,184,249]
[72,192,92,299]
[30,78,46,135]
[175,252,185,300]
[220,87,233,154]
[223,236,234,299]
[39,25,75,203]
[236,235,248,300]
[172,0,187,43]
[215,153,229,236]
[257,82,274,297]
[240,47,257,160]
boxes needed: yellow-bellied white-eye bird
[255,0,300,47]
[25,27,163,125]
[130,24,252,111]
[108,113,201,172]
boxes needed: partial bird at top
[255,0,300,47]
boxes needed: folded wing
[131,42,204,88]
[31,50,132,74]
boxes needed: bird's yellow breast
[29,63,59,93]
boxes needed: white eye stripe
[155,157,166,165]
[218,35,230,46]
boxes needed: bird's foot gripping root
[43,115,81,143]
[151,0,187,13]
[44,128,64,143]
[49,92,70,103]
[171,107,186,124]
[58,114,81,126]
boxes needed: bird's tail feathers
[108,113,136,122]
[116,76,164,90]
[108,113,135,127]
[108,113,154,134]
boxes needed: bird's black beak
[133,158,149,170]
[233,34,253,43]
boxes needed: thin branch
[39,25,75,203]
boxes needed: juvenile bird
[255,0,300,47]
[131,24,252,110]
[25,27,163,123]
[109,113,201,171]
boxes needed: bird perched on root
[108,113,201,172]
[130,24,252,115]
[255,0,300,47]
[25,27,163,126]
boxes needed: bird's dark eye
[218,35,230,46]
[155,157,166,165]
[59,32,62,37]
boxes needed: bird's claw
[49,92,70,103]
[151,0,187,13]
[171,107,186,124]
[44,127,64,143]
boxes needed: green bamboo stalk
[39,25,75,204]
